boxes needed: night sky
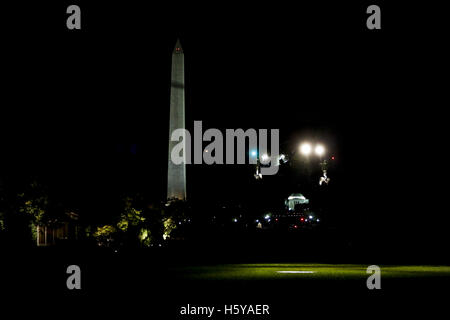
[1,1,448,256]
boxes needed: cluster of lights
[296,215,320,223]
[250,150,271,162]
[253,214,320,230]
[300,143,326,156]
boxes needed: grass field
[171,263,450,281]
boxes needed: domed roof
[288,193,306,200]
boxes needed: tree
[0,178,51,246]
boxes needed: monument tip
[174,38,183,54]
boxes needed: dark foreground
[2,247,449,319]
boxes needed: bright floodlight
[250,150,257,157]
[315,144,325,156]
[300,143,312,156]
[261,153,269,162]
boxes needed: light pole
[299,142,330,185]
[250,149,272,180]
[250,149,263,180]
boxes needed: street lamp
[299,143,312,156]
[314,144,325,157]
[250,149,263,180]
[299,141,331,186]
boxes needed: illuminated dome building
[285,193,309,211]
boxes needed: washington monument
[167,39,187,200]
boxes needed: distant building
[285,193,309,211]
[36,211,80,246]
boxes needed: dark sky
[1,1,448,250]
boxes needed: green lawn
[170,263,450,281]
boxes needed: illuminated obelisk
[167,39,187,201]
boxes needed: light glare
[300,143,312,155]
[315,144,325,156]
